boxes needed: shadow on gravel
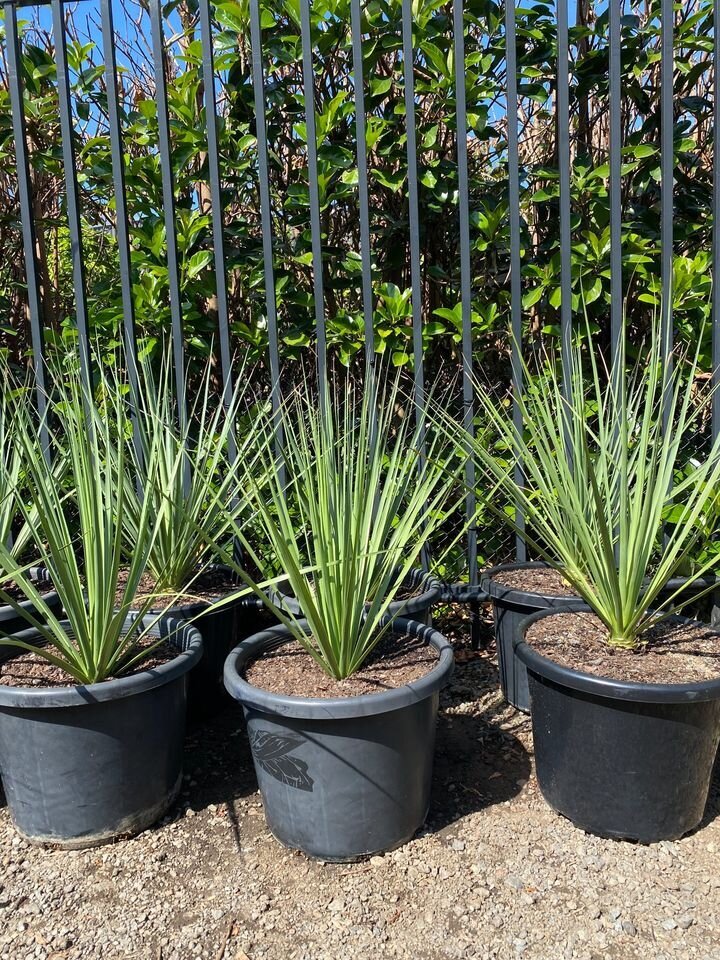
[425,610,533,832]
[428,711,531,832]
[180,702,259,848]
[696,751,720,832]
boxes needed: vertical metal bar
[198,0,237,464]
[249,0,283,469]
[299,0,326,394]
[51,0,91,388]
[401,0,425,414]
[350,0,374,372]
[660,0,674,422]
[453,0,479,639]
[101,0,141,445]
[149,0,187,438]
[608,0,623,365]
[557,0,573,395]
[505,0,525,560]
[714,0,720,443]
[3,1,49,458]
[402,0,427,569]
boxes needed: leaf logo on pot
[250,730,314,792]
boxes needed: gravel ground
[1,605,720,960]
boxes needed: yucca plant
[0,374,63,574]
[111,352,258,597]
[0,380,25,568]
[0,357,192,684]
[458,324,720,649]
[221,373,463,680]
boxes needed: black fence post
[51,0,92,390]
[3,0,50,459]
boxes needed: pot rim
[481,561,718,610]
[0,566,61,624]
[514,604,720,703]
[224,616,454,719]
[270,567,443,618]
[0,614,202,708]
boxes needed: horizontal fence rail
[1,0,718,618]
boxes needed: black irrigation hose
[439,583,490,605]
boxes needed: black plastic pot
[163,596,267,720]
[480,562,585,713]
[224,617,454,861]
[0,566,62,637]
[482,561,717,714]
[139,567,265,720]
[516,605,720,842]
[0,615,201,848]
[271,567,443,624]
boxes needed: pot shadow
[177,701,259,850]
[427,711,531,835]
[425,613,532,833]
[695,750,720,832]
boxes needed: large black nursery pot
[480,562,585,713]
[482,561,716,714]
[145,567,264,720]
[0,567,62,637]
[0,615,201,848]
[516,605,720,843]
[272,567,443,625]
[224,617,454,861]
[170,595,268,720]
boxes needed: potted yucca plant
[476,373,712,714]
[111,354,265,717]
[222,375,461,860]
[479,428,708,713]
[0,376,63,634]
[461,326,720,841]
[479,555,711,713]
[0,359,203,847]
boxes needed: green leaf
[185,250,213,279]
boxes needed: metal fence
[1,0,719,609]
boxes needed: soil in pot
[525,611,720,685]
[114,566,241,607]
[225,619,454,861]
[491,565,718,613]
[1,580,35,603]
[274,568,441,623]
[0,641,177,688]
[278,581,422,605]
[245,632,439,698]
[490,566,576,597]
[517,607,720,843]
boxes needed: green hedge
[0,0,714,378]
